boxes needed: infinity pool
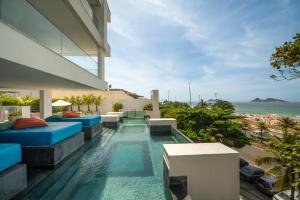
[18,118,185,200]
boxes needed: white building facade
[0,0,110,118]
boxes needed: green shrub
[9,111,22,116]
[113,102,123,112]
[143,104,153,111]
[0,94,20,106]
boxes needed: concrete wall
[151,90,161,118]
[72,99,151,114]
[39,90,52,119]
[164,143,240,200]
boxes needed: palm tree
[240,120,250,135]
[64,96,76,111]
[74,96,83,111]
[256,132,300,200]
[82,94,95,112]
[19,95,34,106]
[257,121,268,143]
[278,116,296,136]
[69,96,76,111]
[94,96,102,113]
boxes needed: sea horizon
[187,101,300,117]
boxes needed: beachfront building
[0,0,111,118]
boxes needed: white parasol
[52,100,71,107]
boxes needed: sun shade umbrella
[52,100,71,107]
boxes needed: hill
[250,98,286,103]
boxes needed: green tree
[160,102,250,148]
[212,100,235,114]
[19,95,34,106]
[257,121,268,143]
[278,116,296,136]
[270,33,300,80]
[83,94,95,112]
[196,99,208,108]
[64,96,76,111]
[143,104,153,111]
[0,94,20,106]
[240,119,250,135]
[74,96,83,111]
[113,102,123,112]
[256,132,300,200]
[94,96,102,112]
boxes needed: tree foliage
[82,94,95,112]
[257,121,269,143]
[143,103,153,111]
[270,33,300,80]
[212,100,235,114]
[113,102,123,112]
[160,101,250,148]
[278,116,296,136]
[74,96,83,111]
[256,132,300,200]
[94,96,102,112]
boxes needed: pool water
[19,119,178,200]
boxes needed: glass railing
[0,0,98,76]
[123,110,146,119]
[171,128,194,144]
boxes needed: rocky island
[251,98,286,103]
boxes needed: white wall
[71,99,152,114]
[164,143,240,200]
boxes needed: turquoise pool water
[19,119,183,200]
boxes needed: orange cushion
[14,118,48,129]
[63,111,80,118]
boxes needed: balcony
[0,0,98,77]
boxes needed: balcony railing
[0,0,98,77]
[171,128,194,143]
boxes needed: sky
[105,0,300,102]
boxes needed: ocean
[190,102,300,116]
[233,102,300,116]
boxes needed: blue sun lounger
[0,144,27,200]
[46,115,102,140]
[0,122,84,168]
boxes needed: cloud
[106,0,300,101]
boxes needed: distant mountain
[251,98,287,103]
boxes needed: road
[237,145,269,167]
[240,180,272,200]
[238,145,272,200]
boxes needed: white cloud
[106,0,300,101]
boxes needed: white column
[98,48,105,80]
[39,90,52,119]
[151,90,161,118]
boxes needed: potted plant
[113,102,123,112]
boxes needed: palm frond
[266,165,283,176]
[255,156,280,166]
